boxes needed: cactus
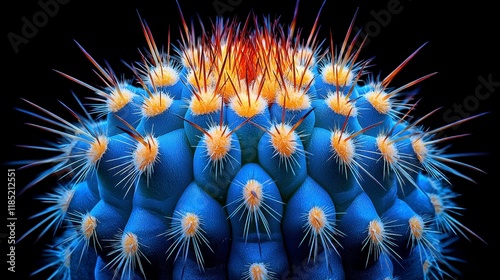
[14,1,488,279]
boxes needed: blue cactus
[14,1,489,279]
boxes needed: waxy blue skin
[401,186,436,222]
[392,242,437,280]
[355,87,394,137]
[89,133,135,263]
[94,133,136,204]
[69,237,99,280]
[88,199,132,264]
[117,129,193,278]
[93,256,146,280]
[122,208,173,279]
[227,238,289,279]
[379,198,418,259]
[337,192,381,268]
[225,163,284,241]
[306,127,363,212]
[154,78,186,100]
[311,98,362,133]
[193,130,241,203]
[67,179,100,218]
[105,93,144,137]
[356,134,397,192]
[131,129,193,216]
[257,129,308,202]
[226,104,270,164]
[343,252,394,280]
[269,102,316,147]
[135,99,188,137]
[183,109,224,148]
[171,182,231,280]
[282,176,345,280]
[313,74,360,100]
[225,163,288,279]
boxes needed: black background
[3,0,498,279]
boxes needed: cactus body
[17,2,487,279]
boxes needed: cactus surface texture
[10,1,492,279]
